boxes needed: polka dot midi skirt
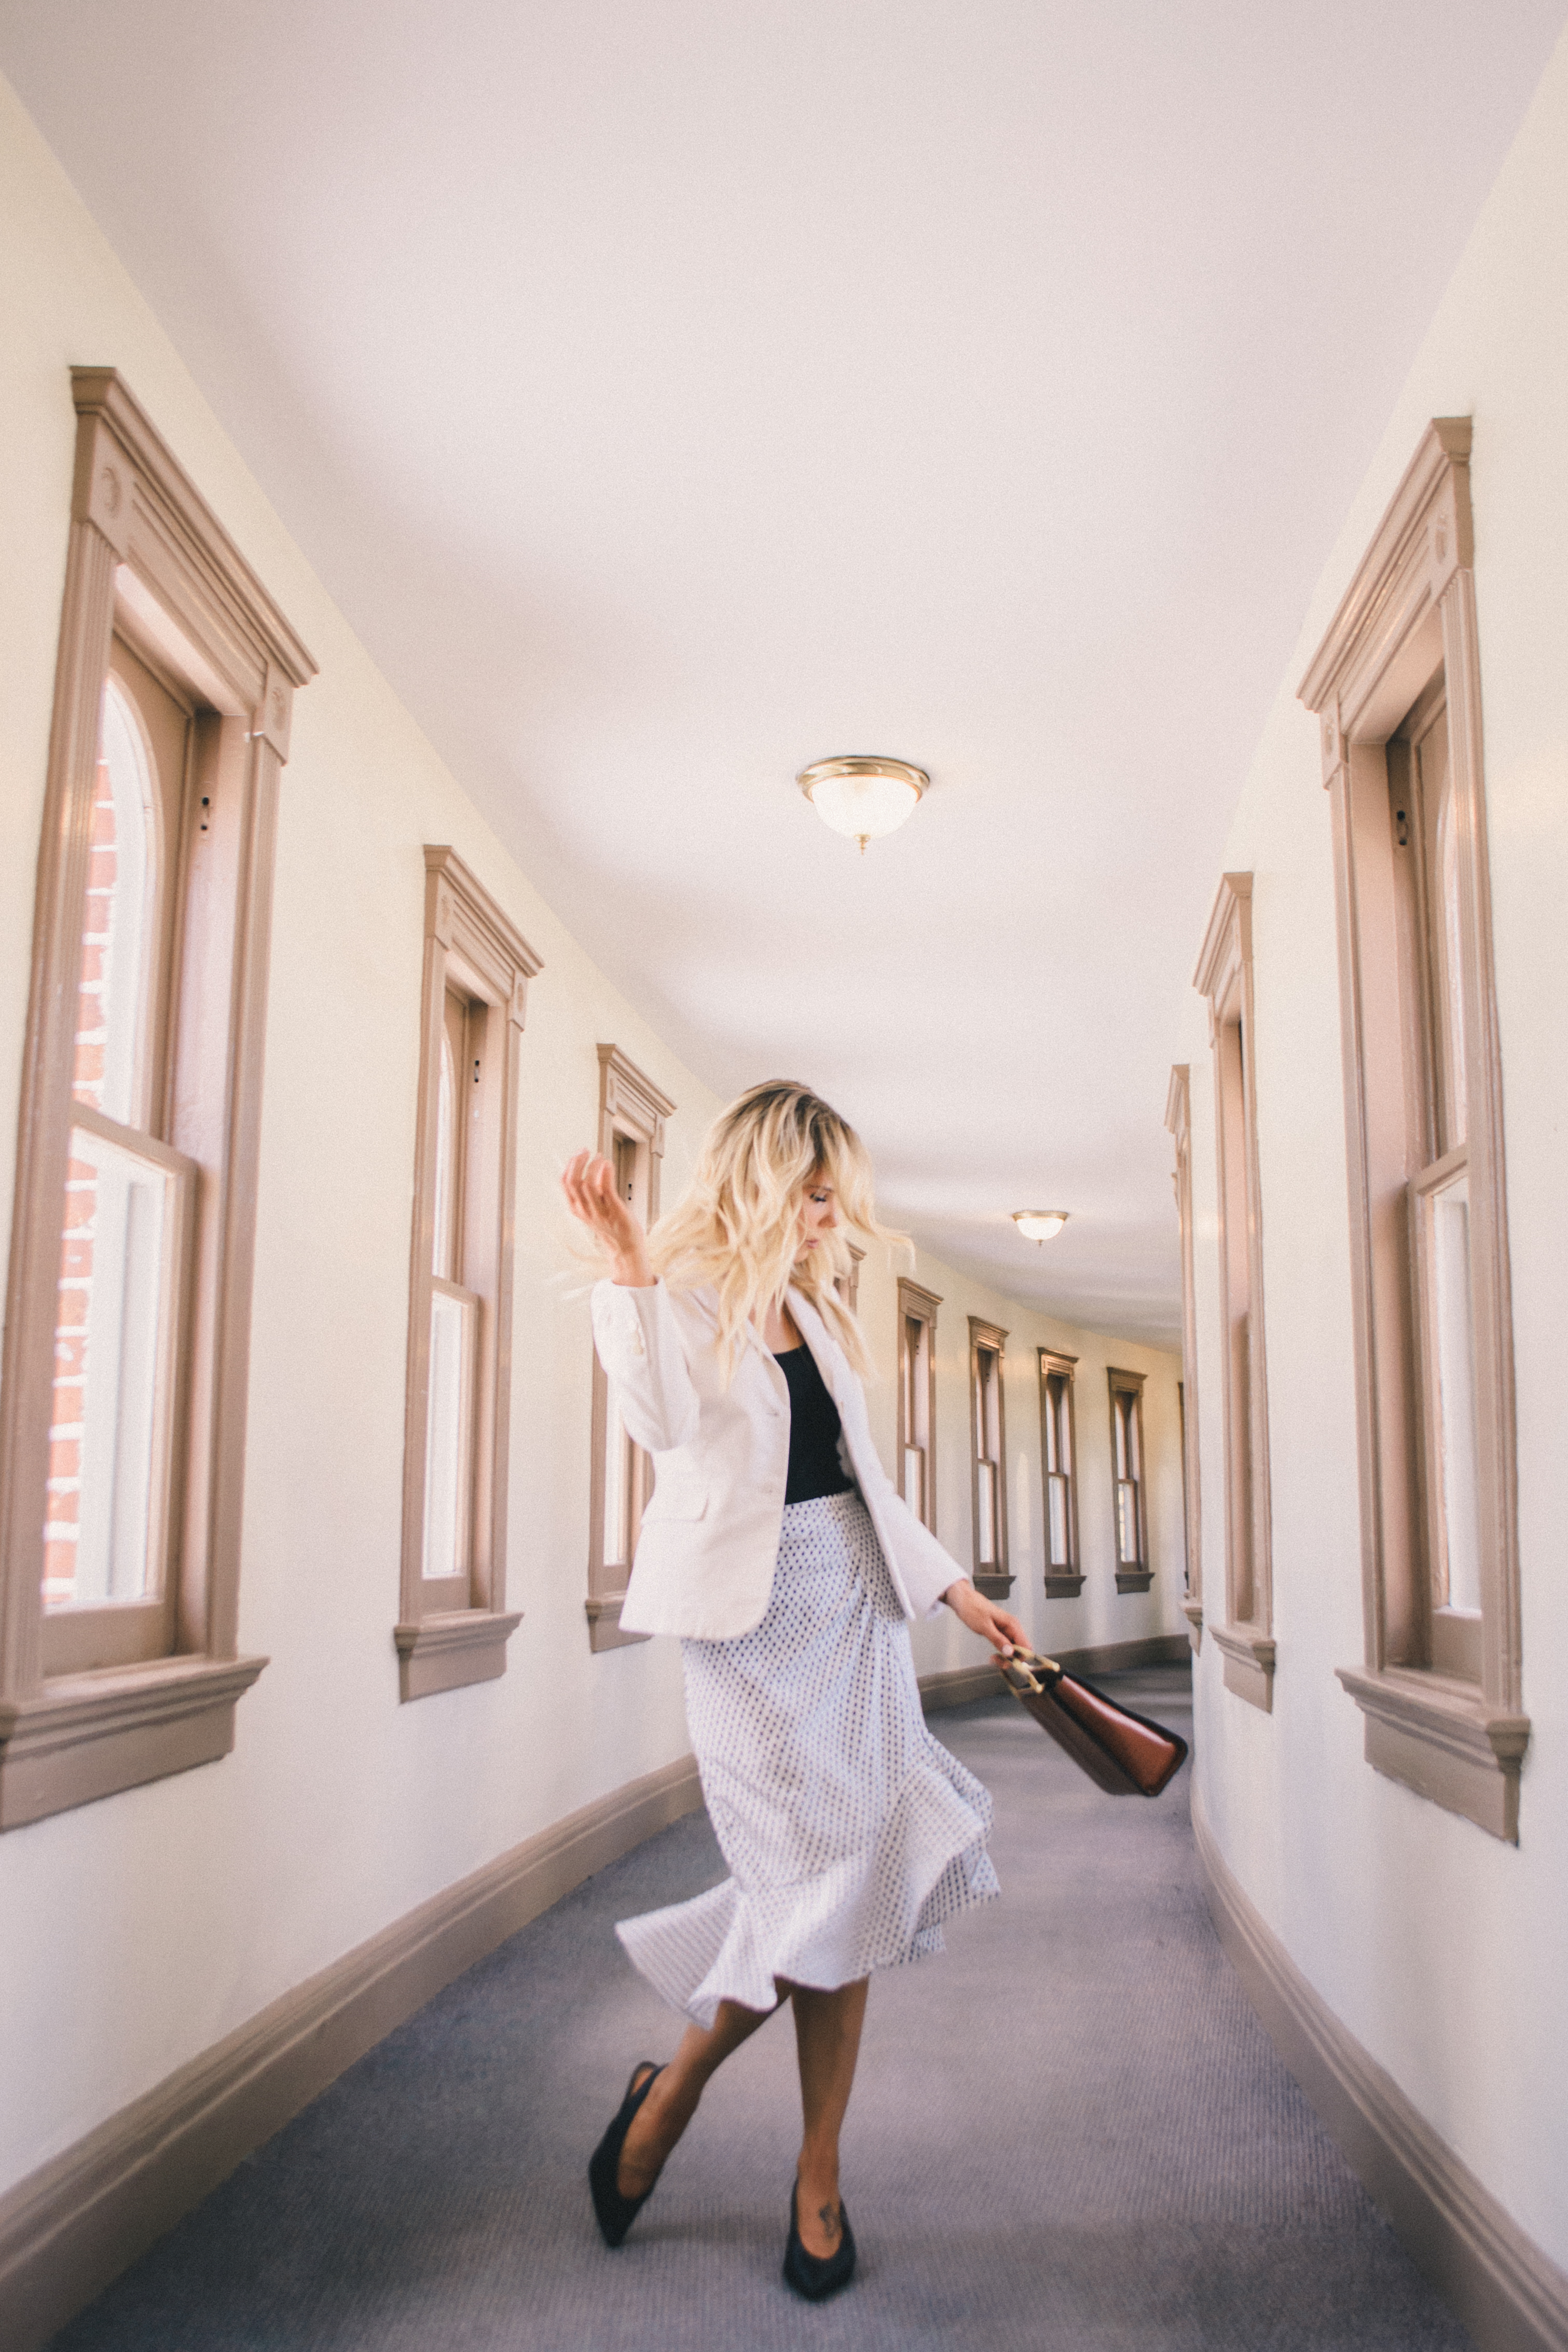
[616,1490,1000,2028]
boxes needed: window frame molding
[1037,1347,1082,1597]
[1165,1064,1203,1646]
[896,1277,941,1535]
[967,1316,1011,1598]
[585,1043,676,1653]
[395,846,541,1700]
[834,1241,864,1315]
[1194,872,1275,1711]
[0,368,316,1828]
[1298,417,1526,1839]
[1107,1366,1152,1592]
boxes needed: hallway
[48,1674,1469,2352]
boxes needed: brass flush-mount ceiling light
[796,755,928,854]
[1013,1211,1069,1243]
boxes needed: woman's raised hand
[561,1149,654,1286]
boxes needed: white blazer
[590,1278,966,1640]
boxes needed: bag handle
[996,1644,1064,1697]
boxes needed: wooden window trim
[1038,1348,1082,1597]
[1165,1064,1203,1646]
[1107,1368,1152,1592]
[395,847,541,1700]
[1194,873,1275,1711]
[896,1278,940,1535]
[1299,419,1527,1839]
[967,1317,1011,1597]
[834,1242,864,1315]
[0,369,315,1829]
[585,1044,676,1653]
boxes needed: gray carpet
[48,1670,1473,2350]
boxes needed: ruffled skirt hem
[617,1760,999,2029]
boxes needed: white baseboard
[1193,1789,1568,2352]
[0,1752,703,2352]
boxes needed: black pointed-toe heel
[588,2061,666,2247]
[782,2180,857,2301]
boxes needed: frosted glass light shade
[797,757,928,848]
[1013,1210,1068,1243]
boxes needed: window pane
[904,1446,924,1520]
[613,1132,639,1206]
[1117,1478,1140,1565]
[1436,779,1468,1150]
[45,1124,170,1610]
[976,1459,997,1564]
[433,1029,456,1280]
[1429,1171,1481,1613]
[75,681,153,1127]
[1046,1373,1067,1474]
[423,1287,475,1581]
[1047,1471,1070,1566]
[604,1398,631,1568]
[981,1349,1000,1455]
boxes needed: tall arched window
[44,652,195,1656]
[422,991,479,1592]
[1299,419,1525,1839]
[0,366,314,1832]
[396,849,540,1699]
[584,1044,674,1652]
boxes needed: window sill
[1336,1665,1529,1842]
[584,1593,651,1654]
[394,1609,521,1700]
[1212,1622,1275,1713]
[1043,1573,1085,1599]
[1181,1597,1203,1650]
[0,1652,268,1831]
[1115,1569,1154,1594]
[973,1573,1014,1600]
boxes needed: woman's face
[796,1172,838,1258]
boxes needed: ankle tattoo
[817,2201,841,2244]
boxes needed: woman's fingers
[560,1151,596,1223]
[561,1150,620,1230]
[588,1158,643,1248]
[984,1603,1028,1656]
[560,1150,650,1256]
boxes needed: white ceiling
[4,1,1563,1342]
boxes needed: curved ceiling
[3,0,1563,1340]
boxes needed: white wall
[0,70,723,2194]
[1180,23,1568,2273]
[0,72,1185,2204]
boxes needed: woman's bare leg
[789,1977,870,2258]
[617,1995,780,2196]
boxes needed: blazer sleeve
[589,1278,701,1454]
[843,1390,966,1617]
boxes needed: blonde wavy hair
[650,1080,904,1381]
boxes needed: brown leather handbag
[995,1644,1188,1797]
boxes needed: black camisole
[774,1345,857,1506]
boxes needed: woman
[562,1081,1025,2300]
